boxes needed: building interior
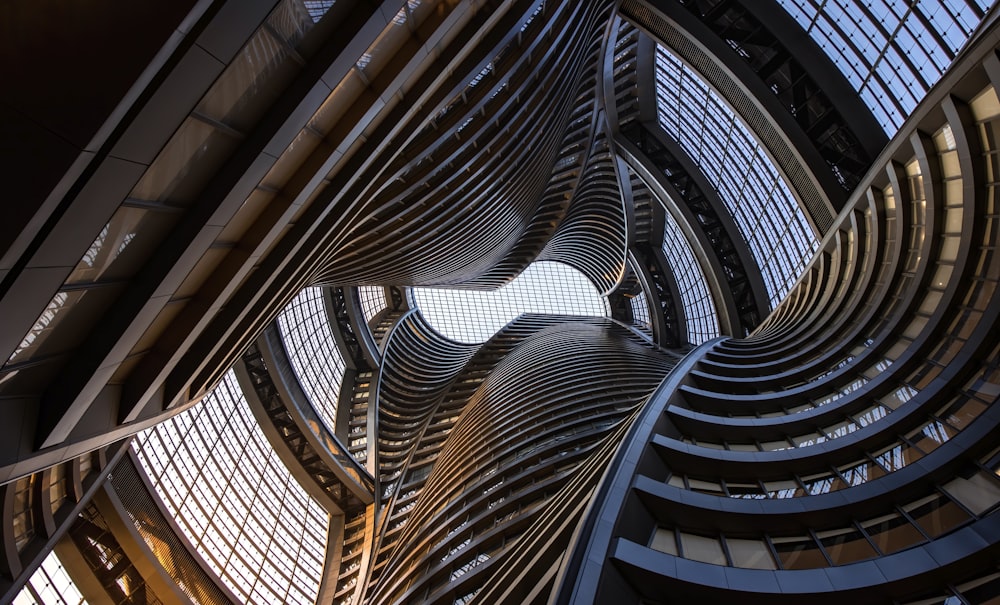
[3,0,1000,603]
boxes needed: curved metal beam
[236,327,374,515]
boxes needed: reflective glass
[942,471,1000,515]
[726,537,777,569]
[5,291,74,367]
[905,492,971,538]
[650,527,678,555]
[818,527,877,564]
[679,532,727,565]
[301,0,336,23]
[772,535,828,569]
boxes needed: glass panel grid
[12,551,87,605]
[357,286,388,324]
[410,261,611,343]
[775,0,992,134]
[276,286,345,435]
[661,210,720,344]
[654,46,819,308]
[133,370,329,605]
[629,289,653,334]
[302,1,336,23]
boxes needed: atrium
[2,1,1000,603]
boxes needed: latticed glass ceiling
[410,261,611,344]
[655,45,820,308]
[12,551,86,605]
[276,287,345,436]
[776,0,993,135]
[133,371,329,605]
[661,209,720,345]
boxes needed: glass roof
[776,0,992,135]
[276,287,345,436]
[357,285,388,324]
[655,45,819,308]
[12,551,87,605]
[660,208,720,345]
[133,370,329,605]
[409,261,611,344]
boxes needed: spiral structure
[562,25,1000,603]
[3,1,1000,604]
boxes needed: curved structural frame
[0,441,131,602]
[3,1,1000,605]
[237,327,375,513]
[618,123,767,334]
[651,43,820,308]
[606,19,764,338]
[620,0,882,226]
[366,316,680,604]
[561,23,1000,604]
[132,370,332,605]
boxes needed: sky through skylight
[410,261,610,344]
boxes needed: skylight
[410,261,611,344]
[276,287,345,436]
[775,0,992,135]
[133,370,329,605]
[12,551,86,605]
[661,207,720,345]
[655,45,819,308]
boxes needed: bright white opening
[410,261,610,344]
